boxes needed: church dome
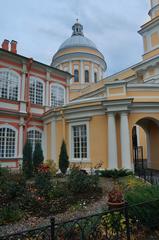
[58,35,98,51]
[51,20,107,84]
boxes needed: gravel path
[0,178,113,237]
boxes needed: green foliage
[68,167,99,194]
[59,140,69,174]
[22,140,33,178]
[0,168,26,202]
[34,165,52,198]
[125,185,159,204]
[96,169,133,179]
[125,185,159,228]
[33,142,44,172]
[0,204,23,225]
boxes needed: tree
[33,142,44,172]
[22,140,33,178]
[59,140,69,174]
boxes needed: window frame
[74,69,79,82]
[85,70,89,83]
[27,127,43,152]
[0,124,18,159]
[94,72,97,83]
[69,121,90,162]
[50,83,65,107]
[29,76,45,105]
[0,68,20,101]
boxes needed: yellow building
[1,0,159,171]
[44,0,159,171]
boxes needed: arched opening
[132,117,159,170]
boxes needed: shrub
[0,170,26,202]
[0,204,23,225]
[96,169,133,179]
[22,140,33,178]
[125,185,159,228]
[68,167,99,194]
[59,140,69,174]
[33,142,44,172]
[34,164,52,198]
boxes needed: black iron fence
[1,199,159,240]
[133,146,159,185]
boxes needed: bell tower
[138,0,159,60]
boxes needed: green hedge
[96,169,133,178]
[125,185,159,228]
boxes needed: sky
[0,0,150,75]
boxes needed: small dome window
[74,69,79,82]
[85,70,89,83]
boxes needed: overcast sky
[0,0,150,75]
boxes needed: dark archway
[132,117,159,170]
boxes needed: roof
[58,35,98,51]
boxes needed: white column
[69,61,73,84]
[91,62,94,83]
[18,117,24,158]
[80,60,84,84]
[69,61,72,74]
[98,67,102,81]
[120,112,132,169]
[108,112,118,169]
[51,119,56,161]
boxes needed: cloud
[0,0,149,75]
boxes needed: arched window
[27,129,42,152]
[0,125,17,158]
[94,72,97,83]
[0,69,19,101]
[85,70,89,83]
[50,84,65,107]
[74,69,79,82]
[30,77,44,105]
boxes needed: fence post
[124,203,131,240]
[50,217,55,240]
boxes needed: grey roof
[58,35,98,51]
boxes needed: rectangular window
[71,124,88,161]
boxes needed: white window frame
[29,76,45,105]
[27,127,44,152]
[0,68,20,101]
[69,121,90,162]
[50,83,65,107]
[0,124,18,158]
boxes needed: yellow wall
[149,122,159,169]
[139,126,147,159]
[108,86,125,96]
[89,115,108,168]
[151,31,159,47]
[56,120,63,165]
[143,36,148,51]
